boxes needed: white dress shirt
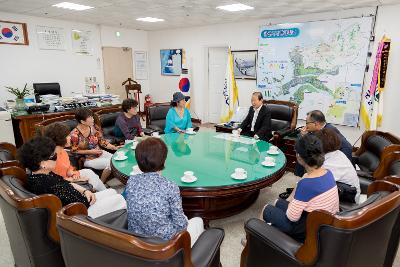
[323,150,361,203]
[251,105,262,132]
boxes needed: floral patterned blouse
[125,172,188,240]
[70,125,110,160]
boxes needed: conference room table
[111,130,286,223]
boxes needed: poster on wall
[160,49,182,76]
[256,17,373,127]
[134,51,148,80]
[72,29,93,55]
[232,50,257,80]
[0,20,29,45]
[36,25,66,50]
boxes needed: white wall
[0,13,149,109]
[0,12,104,104]
[100,25,149,109]
[148,5,400,144]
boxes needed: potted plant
[5,83,32,111]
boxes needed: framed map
[0,20,29,45]
[160,49,182,76]
[257,17,373,127]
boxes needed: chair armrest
[142,128,155,136]
[148,124,163,133]
[243,218,302,265]
[352,155,359,165]
[357,170,373,180]
[275,128,294,138]
[191,228,224,267]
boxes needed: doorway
[102,47,133,98]
[207,46,228,123]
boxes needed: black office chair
[33,83,61,103]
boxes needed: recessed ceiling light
[216,3,254,12]
[136,17,165,23]
[53,2,94,11]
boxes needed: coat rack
[122,78,142,113]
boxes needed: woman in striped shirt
[262,134,339,242]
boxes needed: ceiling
[0,0,398,31]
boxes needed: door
[208,47,228,123]
[102,47,134,98]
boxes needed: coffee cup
[186,128,194,133]
[184,171,194,179]
[264,156,275,164]
[269,145,278,152]
[151,132,159,137]
[232,129,240,137]
[116,151,125,158]
[234,168,247,177]
[132,165,141,173]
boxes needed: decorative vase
[15,98,26,112]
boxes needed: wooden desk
[12,105,121,147]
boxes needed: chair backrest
[0,166,64,267]
[295,180,400,267]
[146,103,170,129]
[355,131,400,173]
[263,100,298,132]
[56,203,195,267]
[35,115,77,136]
[33,83,61,103]
[0,142,21,168]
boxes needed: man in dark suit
[238,92,272,141]
[294,110,353,176]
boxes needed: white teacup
[151,132,159,137]
[186,127,194,133]
[269,145,278,152]
[124,139,134,145]
[264,156,275,164]
[184,171,194,179]
[234,168,247,177]
[232,129,240,137]
[116,151,125,158]
[132,165,141,173]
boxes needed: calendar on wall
[36,25,66,50]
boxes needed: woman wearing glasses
[18,137,126,218]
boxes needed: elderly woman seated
[125,137,203,246]
[18,136,126,218]
[43,122,106,192]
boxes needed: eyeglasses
[48,153,57,161]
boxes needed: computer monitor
[33,83,61,103]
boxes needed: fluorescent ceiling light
[216,3,254,12]
[136,17,165,22]
[53,2,94,11]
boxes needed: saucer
[267,150,279,155]
[261,161,276,167]
[186,131,196,135]
[231,173,247,180]
[181,175,197,183]
[130,171,142,175]
[114,155,127,161]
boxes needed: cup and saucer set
[185,128,196,135]
[231,168,247,180]
[130,165,143,176]
[261,156,276,167]
[267,145,279,155]
[181,171,197,183]
[114,151,128,161]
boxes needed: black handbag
[336,181,357,203]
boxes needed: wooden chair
[56,203,224,267]
[0,166,64,267]
[241,180,400,267]
[35,114,77,136]
[0,142,21,168]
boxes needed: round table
[111,131,286,222]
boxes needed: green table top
[111,131,286,188]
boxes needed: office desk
[111,131,286,223]
[12,105,120,146]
